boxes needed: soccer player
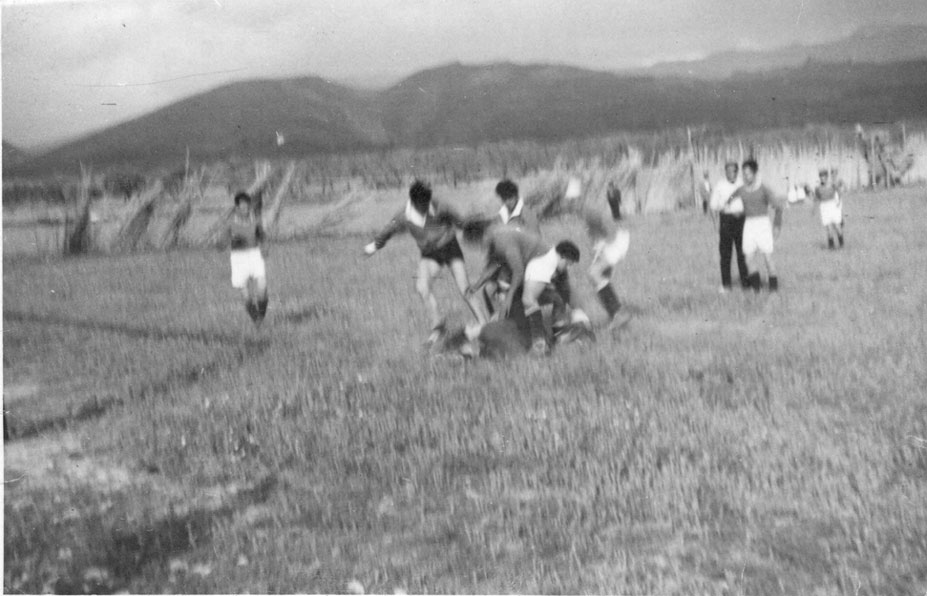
[225,191,268,325]
[468,228,581,355]
[583,191,631,328]
[728,159,785,293]
[709,161,749,292]
[813,168,844,249]
[364,180,488,345]
[479,179,542,317]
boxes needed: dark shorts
[420,237,465,267]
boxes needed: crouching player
[814,168,844,249]
[729,159,785,292]
[226,191,268,325]
[364,180,489,345]
[468,228,582,356]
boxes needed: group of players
[223,156,844,356]
[707,159,845,294]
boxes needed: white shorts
[592,229,630,267]
[230,247,265,289]
[820,200,843,227]
[742,216,774,255]
[524,248,560,284]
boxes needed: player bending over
[728,159,785,293]
[468,228,581,356]
[813,168,844,249]
[225,191,268,325]
[364,180,489,345]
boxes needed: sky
[2,0,927,150]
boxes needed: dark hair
[234,192,252,206]
[409,180,432,211]
[724,161,739,171]
[495,179,519,201]
[742,158,758,173]
[555,240,581,263]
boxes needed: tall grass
[4,186,927,594]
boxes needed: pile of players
[363,178,631,357]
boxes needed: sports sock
[527,309,546,347]
[257,297,268,321]
[838,234,844,248]
[750,272,762,293]
[768,276,778,292]
[596,284,621,319]
[828,237,835,249]
[245,300,260,322]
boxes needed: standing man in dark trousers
[709,161,749,293]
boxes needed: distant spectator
[710,161,749,292]
[699,170,712,215]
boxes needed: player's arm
[365,211,405,256]
[468,260,502,296]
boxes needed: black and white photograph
[3,0,927,593]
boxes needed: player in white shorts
[583,186,631,328]
[226,192,268,324]
[813,169,844,249]
[728,159,785,292]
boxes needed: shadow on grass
[31,476,279,595]
[3,311,270,442]
[3,310,270,350]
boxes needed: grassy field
[4,186,927,594]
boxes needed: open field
[4,186,927,594]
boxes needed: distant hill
[10,76,387,176]
[9,58,927,176]
[642,24,927,79]
[2,141,30,168]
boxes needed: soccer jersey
[814,186,838,203]
[373,200,466,255]
[732,183,783,218]
[228,214,264,250]
[482,228,550,291]
[498,198,541,236]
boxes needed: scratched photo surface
[3,1,927,594]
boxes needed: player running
[813,168,844,249]
[225,191,269,325]
[728,159,785,293]
[583,186,631,328]
[364,180,488,345]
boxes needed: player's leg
[448,257,489,324]
[522,279,550,354]
[718,213,734,290]
[742,218,762,292]
[416,257,444,341]
[733,216,749,288]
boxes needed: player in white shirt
[709,161,749,292]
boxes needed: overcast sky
[3,0,927,150]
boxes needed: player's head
[742,158,758,184]
[234,192,252,214]
[819,168,829,183]
[409,180,432,214]
[724,161,739,183]
[555,240,581,272]
[495,179,520,213]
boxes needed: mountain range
[640,23,927,78]
[6,25,927,176]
